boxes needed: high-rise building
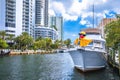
[49,16,63,41]
[16,0,34,37]
[0,0,16,36]
[0,0,34,37]
[35,0,58,40]
[35,0,48,27]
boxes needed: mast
[93,4,94,28]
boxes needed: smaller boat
[57,48,67,53]
[0,50,10,56]
[58,49,64,53]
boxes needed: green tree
[50,43,58,49]
[64,39,71,48]
[33,38,53,50]
[44,38,52,50]
[6,34,14,48]
[6,34,14,41]
[14,32,33,50]
[105,19,120,49]
[33,39,46,50]
[33,41,41,50]
[54,39,62,48]
[35,36,42,41]
[0,38,8,49]
[0,31,6,40]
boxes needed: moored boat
[0,50,10,56]
[69,28,107,72]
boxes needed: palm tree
[64,39,71,48]
[6,34,14,49]
[44,38,52,50]
[0,31,6,40]
[8,34,14,41]
[14,32,33,50]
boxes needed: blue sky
[49,0,120,42]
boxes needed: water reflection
[0,53,119,80]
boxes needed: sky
[49,0,120,42]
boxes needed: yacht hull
[69,49,106,72]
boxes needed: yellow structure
[74,31,92,47]
[74,37,92,47]
[79,31,86,35]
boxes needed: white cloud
[49,0,120,41]
[72,34,77,37]
[49,0,80,21]
[103,0,107,3]
[49,0,120,22]
[80,19,87,25]
[50,2,65,15]
[68,1,82,15]
[80,19,94,28]
[49,0,95,22]
[49,9,55,16]
[114,8,120,14]
[63,13,78,21]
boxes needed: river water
[0,52,119,80]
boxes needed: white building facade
[34,0,58,40]
[0,0,59,41]
[34,27,58,40]
[0,0,35,37]
[49,16,63,41]
[16,0,35,37]
[0,0,16,36]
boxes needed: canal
[0,52,120,80]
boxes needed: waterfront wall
[107,48,120,76]
[9,50,57,55]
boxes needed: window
[5,23,15,28]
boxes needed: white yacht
[69,28,107,72]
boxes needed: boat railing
[85,45,106,53]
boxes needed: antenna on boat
[92,3,94,28]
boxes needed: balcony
[6,4,15,9]
[7,1,16,6]
[6,12,15,16]
[6,8,15,13]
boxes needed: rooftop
[82,28,101,34]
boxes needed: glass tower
[35,0,48,27]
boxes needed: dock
[107,48,120,76]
